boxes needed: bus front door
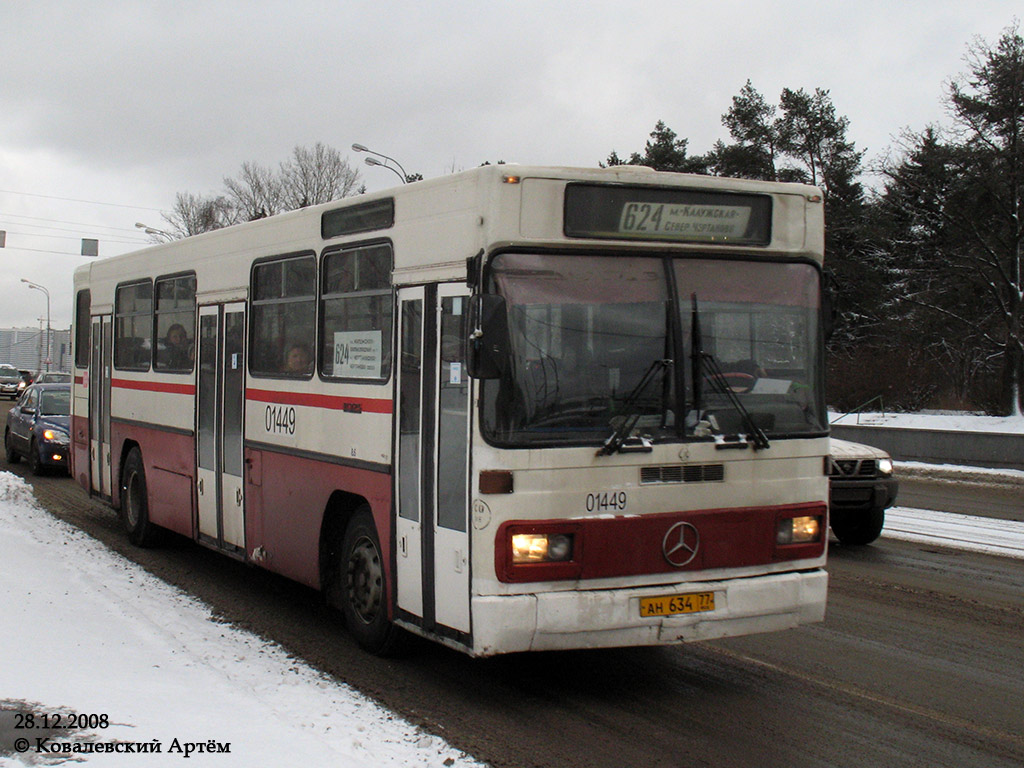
[89,315,112,498]
[395,285,471,639]
[196,303,246,554]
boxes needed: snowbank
[0,472,482,767]
[830,409,1024,434]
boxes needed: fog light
[776,515,822,545]
[511,533,574,563]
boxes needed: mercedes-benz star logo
[662,522,700,567]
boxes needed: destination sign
[564,183,772,245]
[618,202,752,240]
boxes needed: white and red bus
[71,165,829,656]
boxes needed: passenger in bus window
[284,343,313,374]
[164,323,191,369]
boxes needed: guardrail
[830,423,1024,471]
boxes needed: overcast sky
[0,1,1018,331]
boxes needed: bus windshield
[481,252,825,447]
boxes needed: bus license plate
[639,591,715,618]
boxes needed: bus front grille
[641,464,725,485]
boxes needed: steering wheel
[714,371,756,394]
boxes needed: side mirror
[467,294,509,380]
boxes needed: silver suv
[828,438,899,545]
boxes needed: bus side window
[320,242,393,381]
[114,280,153,371]
[154,274,196,373]
[250,254,316,378]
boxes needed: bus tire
[831,506,885,546]
[336,507,399,655]
[120,447,161,547]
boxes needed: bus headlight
[776,515,822,545]
[512,533,574,563]
[498,522,583,582]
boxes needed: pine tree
[880,25,1024,414]
[605,121,709,174]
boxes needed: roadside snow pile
[0,472,483,767]
[896,461,1024,488]
[0,472,41,511]
[830,410,1024,434]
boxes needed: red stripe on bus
[111,378,197,395]
[246,388,393,414]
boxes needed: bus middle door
[196,303,246,554]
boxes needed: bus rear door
[89,315,112,498]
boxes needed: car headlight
[43,429,70,444]
[877,458,893,475]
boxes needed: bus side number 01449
[265,405,296,435]
[586,491,627,513]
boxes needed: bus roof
[75,165,824,300]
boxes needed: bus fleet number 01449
[265,405,296,435]
[586,491,627,513]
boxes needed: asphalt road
[897,475,1024,522]
[9,458,1024,768]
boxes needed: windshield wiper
[691,293,770,451]
[597,358,670,456]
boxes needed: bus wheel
[120,447,161,547]
[338,508,398,655]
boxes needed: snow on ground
[883,507,1024,560]
[0,472,483,768]
[895,460,1024,486]
[830,409,1024,434]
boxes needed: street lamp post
[351,143,408,183]
[21,279,51,372]
[135,222,175,241]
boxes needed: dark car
[828,438,899,545]
[17,369,35,398]
[0,365,22,400]
[4,383,71,474]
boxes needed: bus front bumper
[470,569,827,657]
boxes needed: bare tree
[224,161,285,221]
[280,142,361,209]
[162,192,236,238]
